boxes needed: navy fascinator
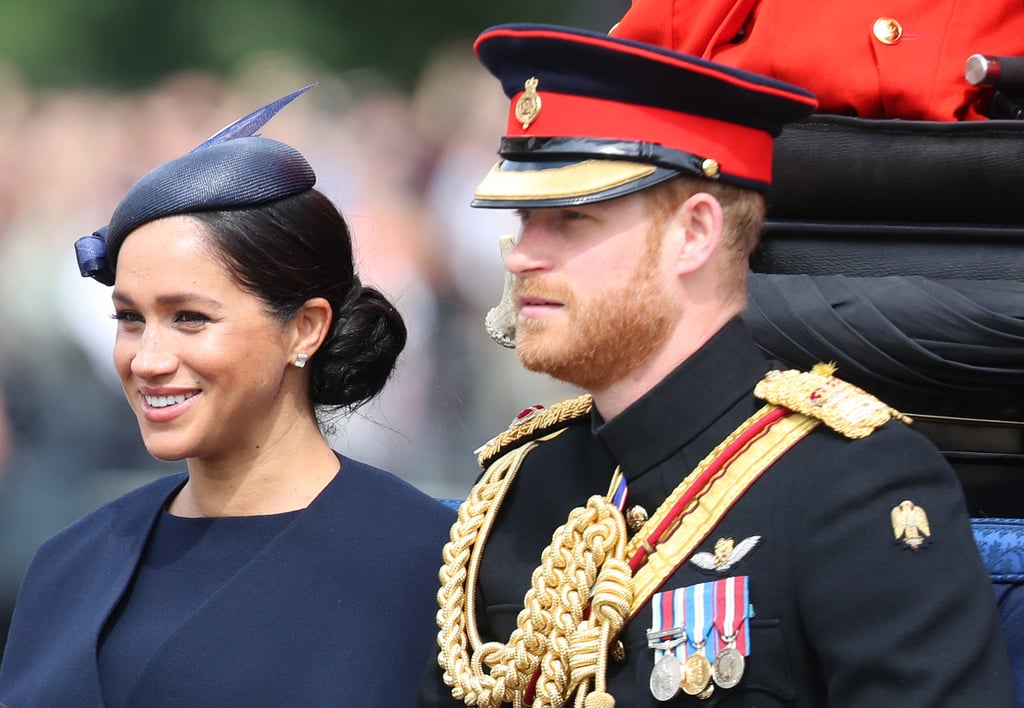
[74,83,318,286]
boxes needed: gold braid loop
[438,442,536,705]
[436,440,632,707]
[521,500,605,707]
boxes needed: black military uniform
[420,319,1013,706]
[418,19,1015,707]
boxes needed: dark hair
[189,189,407,410]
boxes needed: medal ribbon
[608,467,628,512]
[684,582,715,658]
[650,590,687,661]
[712,576,750,656]
[673,589,687,659]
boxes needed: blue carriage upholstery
[974,518,1024,705]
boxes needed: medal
[681,653,712,695]
[710,576,750,689]
[648,590,687,701]
[649,654,682,701]
[712,646,745,689]
[679,581,714,696]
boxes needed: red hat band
[504,87,774,185]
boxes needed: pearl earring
[294,352,308,369]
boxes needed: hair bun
[310,285,407,408]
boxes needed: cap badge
[514,76,542,130]
[891,500,931,550]
[690,536,762,572]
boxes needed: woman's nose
[129,327,179,379]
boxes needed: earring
[294,352,308,369]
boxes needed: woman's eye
[175,311,210,325]
[111,310,143,324]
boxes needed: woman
[0,88,454,706]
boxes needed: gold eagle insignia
[891,500,931,550]
[475,394,593,468]
[690,536,762,572]
[754,363,911,439]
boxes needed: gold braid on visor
[474,159,658,202]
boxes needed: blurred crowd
[0,47,578,643]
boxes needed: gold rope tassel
[572,550,631,708]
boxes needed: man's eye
[558,210,589,224]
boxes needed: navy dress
[0,454,454,706]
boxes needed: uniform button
[625,505,649,533]
[872,17,903,45]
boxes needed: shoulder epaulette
[753,363,911,439]
[475,394,593,468]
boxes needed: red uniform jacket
[613,0,1024,120]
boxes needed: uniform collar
[593,318,771,479]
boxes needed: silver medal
[649,653,682,701]
[712,646,746,689]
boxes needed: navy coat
[419,320,1014,706]
[1,455,454,706]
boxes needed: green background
[0,0,627,89]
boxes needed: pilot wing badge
[691,536,762,572]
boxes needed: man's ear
[290,297,333,361]
[669,192,724,275]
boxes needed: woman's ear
[290,297,332,362]
[668,191,724,275]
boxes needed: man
[418,20,1014,708]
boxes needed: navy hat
[75,83,317,285]
[471,24,818,208]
